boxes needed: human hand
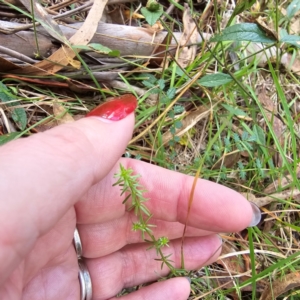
[0,98,260,300]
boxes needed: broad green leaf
[198,73,232,87]
[149,88,161,94]
[72,45,91,50]
[142,80,155,88]
[89,43,113,54]
[211,23,276,43]
[286,0,300,19]
[141,5,163,26]
[173,105,185,114]
[73,43,118,55]
[11,107,27,130]
[157,79,165,90]
[0,132,19,145]
[0,82,12,103]
[222,104,249,118]
[0,82,27,130]
[280,29,300,48]
[108,50,120,57]
[166,87,176,99]
[174,120,182,129]
[140,73,157,84]
[253,124,266,146]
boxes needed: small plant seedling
[141,0,164,26]
[114,164,181,274]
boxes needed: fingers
[76,158,257,232]
[0,114,134,285]
[86,235,221,300]
[109,277,191,300]
[78,215,210,257]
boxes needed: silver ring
[78,260,93,300]
[74,228,82,258]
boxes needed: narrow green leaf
[238,250,300,290]
[286,0,300,19]
[141,5,163,26]
[198,73,232,87]
[211,23,275,43]
[248,228,257,299]
[0,132,19,145]
[0,82,27,130]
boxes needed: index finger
[76,158,260,232]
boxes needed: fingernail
[248,201,261,227]
[217,234,223,243]
[184,276,191,284]
[86,94,137,121]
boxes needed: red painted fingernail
[86,94,137,121]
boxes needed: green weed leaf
[72,45,92,50]
[11,108,27,130]
[141,5,163,26]
[0,82,27,130]
[253,124,266,146]
[166,87,176,99]
[89,43,114,54]
[280,29,300,48]
[173,105,185,114]
[108,50,120,57]
[286,0,300,19]
[142,73,157,84]
[73,43,119,55]
[198,73,232,87]
[157,79,165,90]
[174,120,182,129]
[222,103,249,118]
[211,23,276,43]
[142,80,155,88]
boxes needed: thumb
[0,98,135,284]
